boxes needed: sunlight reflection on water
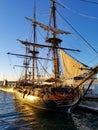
[0,91,98,130]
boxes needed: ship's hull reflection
[13,97,77,130]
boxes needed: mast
[32,3,36,81]
[46,0,62,84]
[23,0,71,86]
[29,3,39,83]
[23,45,29,81]
[52,0,59,80]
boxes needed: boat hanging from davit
[6,0,98,112]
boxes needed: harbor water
[0,90,98,130]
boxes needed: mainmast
[32,4,37,81]
[46,0,63,82]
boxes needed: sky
[0,0,98,81]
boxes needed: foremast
[31,4,38,82]
[23,46,29,81]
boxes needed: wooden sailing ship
[7,0,98,112]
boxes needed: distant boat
[7,0,98,112]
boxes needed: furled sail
[25,17,71,34]
[59,49,87,79]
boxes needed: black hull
[0,86,81,112]
[13,88,81,112]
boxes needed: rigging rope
[57,10,98,55]
[38,59,51,76]
[56,0,98,20]
[7,54,19,79]
[63,3,98,20]
[81,0,98,5]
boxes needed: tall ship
[7,0,98,112]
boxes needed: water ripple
[0,91,98,130]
